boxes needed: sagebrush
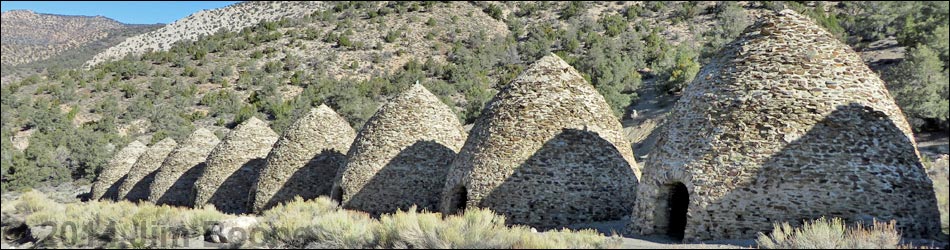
[2,192,621,249]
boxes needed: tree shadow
[99,175,128,201]
[345,140,456,216]
[207,158,267,214]
[261,149,347,212]
[124,169,159,202]
[654,103,942,241]
[477,128,639,230]
[155,163,206,207]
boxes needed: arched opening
[330,185,343,203]
[666,183,689,241]
[444,186,468,215]
[653,182,689,241]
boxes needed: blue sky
[1,1,241,24]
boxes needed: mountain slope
[1,1,946,194]
[0,10,160,74]
[84,1,330,67]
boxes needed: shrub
[233,104,258,126]
[484,3,503,20]
[560,1,586,20]
[257,197,620,249]
[10,191,233,248]
[6,193,620,249]
[119,83,139,98]
[756,217,908,249]
[624,5,642,20]
[600,14,626,37]
[338,35,353,48]
[701,1,750,59]
[264,61,283,74]
[661,45,700,94]
[384,29,400,43]
[884,44,949,131]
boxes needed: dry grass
[257,197,621,249]
[755,217,916,249]
[4,193,619,249]
[9,191,233,248]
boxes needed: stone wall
[441,54,639,229]
[251,105,355,213]
[332,83,466,215]
[117,138,177,202]
[150,128,220,207]
[90,141,147,201]
[628,9,941,241]
[194,117,278,214]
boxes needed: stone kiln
[90,141,147,201]
[332,83,466,215]
[441,54,639,229]
[251,105,355,213]
[628,9,941,241]
[117,138,177,202]
[194,117,279,214]
[150,128,220,207]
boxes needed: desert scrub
[11,191,232,248]
[258,198,621,249]
[7,193,619,249]
[755,217,915,249]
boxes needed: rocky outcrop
[194,117,279,214]
[117,138,177,202]
[89,141,147,201]
[149,128,220,207]
[331,83,466,215]
[628,9,941,241]
[251,105,355,213]
[440,54,639,229]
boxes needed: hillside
[1,1,947,195]
[0,10,160,77]
[84,1,330,67]
[0,1,948,249]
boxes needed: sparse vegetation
[6,191,232,248]
[258,197,622,249]
[2,192,620,249]
[755,217,912,249]
[885,44,950,131]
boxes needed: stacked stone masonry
[441,54,640,229]
[90,141,147,201]
[117,138,178,201]
[194,117,279,214]
[332,83,467,215]
[251,105,356,213]
[627,9,941,241]
[149,128,221,207]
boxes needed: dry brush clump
[755,217,921,249]
[2,192,620,249]
[255,196,622,249]
[5,191,233,248]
